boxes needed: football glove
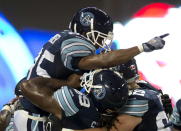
[139,33,169,52]
[161,94,173,116]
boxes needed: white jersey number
[78,95,90,108]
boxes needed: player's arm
[78,34,167,70]
[78,47,140,70]
[110,114,142,131]
[66,115,142,131]
[20,76,81,119]
[20,77,67,119]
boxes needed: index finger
[159,33,169,38]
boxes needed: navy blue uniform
[170,99,181,130]
[21,30,96,114]
[53,86,101,129]
[27,30,96,79]
[119,82,170,131]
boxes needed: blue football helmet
[80,69,129,113]
[69,7,113,52]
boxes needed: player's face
[86,31,113,52]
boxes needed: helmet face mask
[86,30,113,52]
[69,7,113,52]
[80,69,103,93]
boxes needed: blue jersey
[21,30,96,115]
[120,83,170,131]
[27,30,96,79]
[53,86,101,129]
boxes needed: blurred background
[0,0,181,108]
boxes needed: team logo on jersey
[93,87,106,100]
[80,12,94,26]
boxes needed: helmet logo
[80,12,94,26]
[93,87,106,100]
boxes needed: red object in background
[133,3,174,18]
[133,2,175,95]
[156,60,167,67]
[130,2,180,106]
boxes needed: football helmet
[116,58,139,83]
[80,69,129,113]
[69,7,113,52]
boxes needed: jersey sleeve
[53,86,91,117]
[119,99,149,117]
[170,99,181,129]
[60,37,96,71]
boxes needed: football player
[19,69,131,131]
[17,6,167,130]
[0,77,25,131]
[110,58,171,131]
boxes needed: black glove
[142,33,169,52]
[170,99,181,130]
[161,94,173,116]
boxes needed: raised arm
[78,34,167,70]
[78,47,140,70]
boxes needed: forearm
[20,79,53,107]
[110,114,142,131]
[78,46,141,70]
[35,77,68,91]
[20,77,67,95]
[20,78,63,118]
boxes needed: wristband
[137,45,144,53]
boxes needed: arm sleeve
[53,86,80,117]
[170,99,181,129]
[53,86,93,118]
[61,38,96,71]
[119,99,149,117]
